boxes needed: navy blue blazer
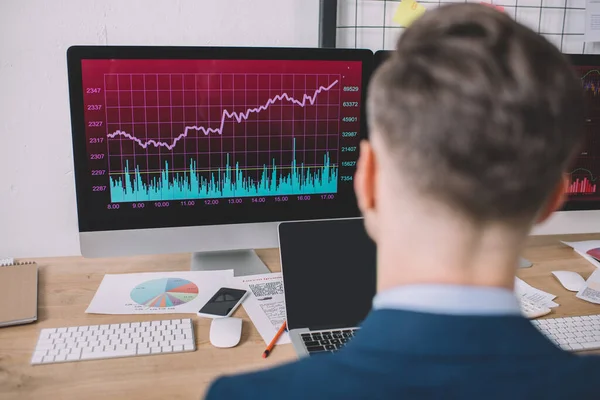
[205,309,600,399]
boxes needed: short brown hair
[368,3,584,222]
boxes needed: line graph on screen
[103,72,342,202]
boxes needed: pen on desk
[262,321,287,359]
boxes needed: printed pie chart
[130,278,199,307]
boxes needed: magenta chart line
[107,79,339,151]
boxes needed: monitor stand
[518,257,533,268]
[190,250,270,276]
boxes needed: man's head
[356,4,584,244]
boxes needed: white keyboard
[532,314,600,351]
[31,318,195,365]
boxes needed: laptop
[278,218,377,357]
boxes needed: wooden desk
[1,235,600,400]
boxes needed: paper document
[514,277,559,308]
[576,269,600,304]
[86,270,233,314]
[562,240,600,269]
[234,273,290,345]
[586,0,600,42]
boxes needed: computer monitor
[372,50,600,236]
[67,46,373,275]
[533,55,600,235]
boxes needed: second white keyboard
[533,314,600,351]
[31,318,195,365]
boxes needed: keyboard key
[303,341,320,347]
[330,339,341,345]
[325,344,335,351]
[319,339,330,345]
[306,345,326,353]
[301,336,313,342]
[582,341,600,349]
[31,351,46,364]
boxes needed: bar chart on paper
[81,59,358,203]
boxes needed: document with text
[234,272,290,345]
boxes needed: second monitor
[67,46,373,274]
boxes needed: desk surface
[1,235,600,400]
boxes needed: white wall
[0,0,319,257]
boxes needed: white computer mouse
[551,270,586,292]
[209,317,243,348]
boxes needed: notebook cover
[0,263,38,327]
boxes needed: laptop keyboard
[301,328,358,354]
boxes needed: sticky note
[393,0,427,28]
[480,2,505,12]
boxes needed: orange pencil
[262,321,287,358]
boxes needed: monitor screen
[68,47,372,232]
[279,218,376,331]
[566,64,600,210]
[370,51,600,213]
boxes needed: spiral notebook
[0,260,38,327]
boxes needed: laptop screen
[279,218,377,331]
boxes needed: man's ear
[537,174,570,224]
[354,140,376,214]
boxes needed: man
[206,3,600,399]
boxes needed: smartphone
[197,287,248,318]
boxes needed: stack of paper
[232,272,290,345]
[514,277,559,308]
[562,240,600,269]
[554,241,600,304]
[576,270,600,304]
[86,270,234,315]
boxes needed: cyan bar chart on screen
[81,59,362,205]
